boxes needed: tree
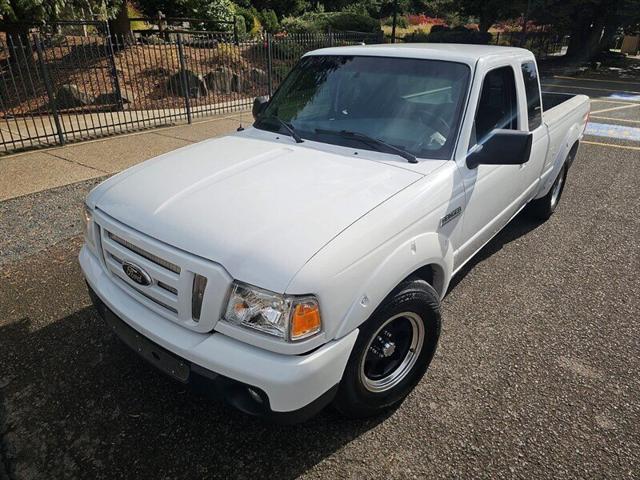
[455,0,525,32]
[259,7,278,31]
[0,0,122,33]
[533,0,640,60]
[251,0,307,18]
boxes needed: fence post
[105,21,124,111]
[33,34,65,146]
[266,33,273,97]
[328,26,334,47]
[176,33,192,124]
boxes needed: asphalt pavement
[0,74,639,479]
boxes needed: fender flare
[535,126,581,199]
[334,231,454,338]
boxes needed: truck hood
[92,135,422,292]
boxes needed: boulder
[249,67,268,85]
[94,88,136,108]
[167,70,208,99]
[54,84,92,109]
[205,67,233,94]
[231,72,243,93]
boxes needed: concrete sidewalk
[0,110,252,201]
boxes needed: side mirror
[466,130,532,169]
[252,96,269,120]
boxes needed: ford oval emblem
[122,261,152,286]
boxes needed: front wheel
[333,278,441,418]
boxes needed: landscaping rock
[167,70,208,98]
[205,67,233,94]
[54,84,92,109]
[93,88,136,108]
[250,67,268,85]
[231,72,243,92]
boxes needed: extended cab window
[521,61,542,130]
[472,66,518,147]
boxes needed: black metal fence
[492,31,570,58]
[0,28,381,154]
[0,24,567,155]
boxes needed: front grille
[94,210,232,333]
[108,231,180,274]
[113,276,179,314]
[157,281,178,295]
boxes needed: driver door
[454,62,526,270]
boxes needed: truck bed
[542,92,578,112]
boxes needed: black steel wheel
[334,278,441,418]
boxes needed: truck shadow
[0,212,541,478]
[446,210,544,293]
[0,308,388,479]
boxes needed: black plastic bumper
[87,284,337,423]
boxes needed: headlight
[82,204,93,243]
[223,282,321,341]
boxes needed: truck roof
[305,43,534,65]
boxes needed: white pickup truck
[80,44,590,422]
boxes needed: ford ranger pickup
[80,44,590,422]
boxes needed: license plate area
[105,310,190,383]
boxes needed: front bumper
[80,245,358,419]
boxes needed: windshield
[255,55,471,160]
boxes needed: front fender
[334,231,453,338]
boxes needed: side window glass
[472,66,518,147]
[521,61,542,130]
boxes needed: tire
[526,163,568,221]
[333,278,441,418]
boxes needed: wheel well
[567,140,580,167]
[405,264,444,297]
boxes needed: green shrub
[281,16,322,33]
[234,13,247,38]
[405,27,491,44]
[326,12,380,33]
[295,12,380,33]
[383,16,408,29]
[260,8,280,33]
[235,6,256,33]
[271,39,305,58]
[203,0,236,30]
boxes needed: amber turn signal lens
[291,302,321,340]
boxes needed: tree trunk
[565,17,591,60]
[566,15,606,61]
[478,14,494,33]
[109,0,131,36]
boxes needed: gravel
[0,178,104,266]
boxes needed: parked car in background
[80,44,590,422]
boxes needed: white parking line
[590,103,640,114]
[589,99,640,106]
[543,83,640,95]
[553,75,640,87]
[590,116,640,124]
[583,140,640,151]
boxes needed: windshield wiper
[315,128,417,164]
[256,115,303,143]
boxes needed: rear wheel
[526,163,568,221]
[333,278,441,418]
